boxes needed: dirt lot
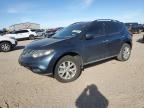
[0,33,144,108]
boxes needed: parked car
[125,23,143,34]
[142,24,144,32]
[0,30,6,35]
[45,27,64,38]
[19,19,132,82]
[143,35,144,42]
[31,29,46,38]
[0,35,17,52]
[3,29,37,40]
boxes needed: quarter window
[105,22,122,34]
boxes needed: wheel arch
[0,41,12,45]
[52,52,84,75]
[124,41,132,48]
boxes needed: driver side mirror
[85,34,94,40]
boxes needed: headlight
[32,49,54,58]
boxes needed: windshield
[52,22,89,39]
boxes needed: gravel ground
[0,33,144,108]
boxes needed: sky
[0,0,144,29]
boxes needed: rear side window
[31,29,44,32]
[105,22,123,34]
[31,29,37,32]
[15,30,29,34]
[86,22,104,37]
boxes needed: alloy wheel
[58,61,77,80]
[1,43,11,52]
[123,46,130,60]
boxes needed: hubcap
[1,43,10,51]
[58,61,77,80]
[123,47,130,60]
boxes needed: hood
[26,38,66,49]
[0,36,15,41]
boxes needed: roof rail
[72,21,91,25]
[96,19,119,22]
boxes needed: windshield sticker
[72,30,82,33]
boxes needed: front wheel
[0,42,12,52]
[117,43,131,61]
[54,56,81,83]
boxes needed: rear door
[104,22,123,56]
[15,30,29,39]
[82,22,108,63]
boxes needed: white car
[31,29,46,38]
[4,29,37,40]
[0,35,17,52]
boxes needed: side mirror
[85,34,94,40]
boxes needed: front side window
[31,29,44,32]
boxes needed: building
[8,22,40,31]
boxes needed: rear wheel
[117,43,131,61]
[0,42,12,52]
[29,35,35,40]
[54,56,81,83]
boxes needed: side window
[31,29,37,32]
[21,30,29,33]
[105,22,122,34]
[86,22,104,37]
[15,30,29,34]
[15,31,21,34]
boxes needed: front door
[82,22,108,64]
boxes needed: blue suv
[19,19,132,82]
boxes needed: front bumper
[12,40,18,48]
[19,54,55,75]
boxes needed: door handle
[102,40,109,43]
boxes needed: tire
[54,56,81,83]
[29,35,35,40]
[0,42,12,52]
[117,43,131,61]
